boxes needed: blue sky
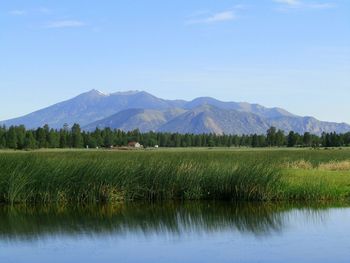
[1,0,349,123]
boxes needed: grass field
[0,147,350,204]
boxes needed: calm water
[0,202,350,263]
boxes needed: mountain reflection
[0,202,339,241]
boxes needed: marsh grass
[0,151,283,204]
[1,149,350,204]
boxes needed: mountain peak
[86,89,109,96]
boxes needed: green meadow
[0,148,350,204]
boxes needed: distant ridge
[1,90,350,135]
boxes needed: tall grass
[0,151,283,204]
[1,149,350,204]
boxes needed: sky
[1,0,350,123]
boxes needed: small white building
[128,141,142,148]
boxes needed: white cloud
[9,10,27,16]
[274,0,336,10]
[44,20,86,29]
[186,10,236,24]
[205,11,236,23]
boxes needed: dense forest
[0,124,349,150]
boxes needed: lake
[0,202,349,263]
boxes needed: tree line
[0,124,349,150]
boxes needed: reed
[0,151,281,203]
[0,148,349,204]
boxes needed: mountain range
[1,89,349,135]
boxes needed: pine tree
[36,127,48,148]
[6,126,18,149]
[0,126,6,148]
[48,129,59,148]
[251,134,259,147]
[71,124,83,148]
[303,132,312,147]
[287,131,298,147]
[16,125,26,149]
[59,130,68,148]
[24,131,37,149]
[266,127,277,146]
[86,134,97,148]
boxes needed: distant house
[128,141,142,148]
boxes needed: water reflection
[0,202,342,241]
